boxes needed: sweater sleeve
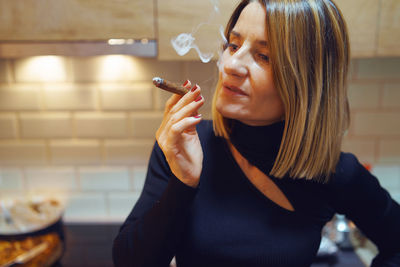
[330,153,400,267]
[112,141,198,267]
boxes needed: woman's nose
[223,48,249,78]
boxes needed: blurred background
[0,0,399,266]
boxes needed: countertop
[56,223,366,267]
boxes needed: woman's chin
[216,101,244,121]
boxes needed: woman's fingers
[157,81,203,142]
[164,80,192,114]
[168,115,203,142]
[165,93,204,130]
[169,83,202,115]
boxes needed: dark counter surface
[58,223,366,267]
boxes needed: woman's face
[216,1,285,126]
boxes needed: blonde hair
[212,0,350,182]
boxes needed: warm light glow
[97,55,135,81]
[108,39,126,45]
[141,38,149,44]
[19,56,67,82]
[108,39,135,45]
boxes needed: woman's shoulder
[329,152,370,187]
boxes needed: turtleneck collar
[228,119,285,175]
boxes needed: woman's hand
[156,80,204,188]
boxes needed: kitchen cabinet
[377,0,400,56]
[0,0,398,58]
[157,0,239,61]
[0,0,155,41]
[158,0,400,60]
[335,0,380,58]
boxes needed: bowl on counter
[0,198,65,267]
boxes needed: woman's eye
[258,54,270,62]
[227,43,239,52]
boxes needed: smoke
[170,0,227,63]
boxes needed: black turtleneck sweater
[113,120,400,267]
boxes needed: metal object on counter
[324,214,356,251]
[0,242,48,267]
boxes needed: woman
[113,0,400,266]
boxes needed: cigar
[152,77,189,96]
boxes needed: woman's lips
[222,83,248,96]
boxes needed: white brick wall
[100,83,153,110]
[20,112,72,138]
[0,60,12,83]
[0,141,47,165]
[0,168,24,190]
[25,167,77,191]
[0,85,42,111]
[383,83,400,108]
[79,166,131,191]
[0,114,18,138]
[50,140,102,165]
[0,56,399,222]
[43,83,98,111]
[74,112,128,138]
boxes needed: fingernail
[183,80,189,86]
[195,95,202,102]
[191,84,198,92]
[194,114,202,119]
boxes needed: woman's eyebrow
[230,30,268,47]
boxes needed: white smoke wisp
[170,0,226,63]
[171,33,214,63]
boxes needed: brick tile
[71,56,183,83]
[100,83,152,110]
[356,58,400,80]
[14,56,72,83]
[372,165,400,191]
[130,112,163,138]
[43,83,97,110]
[104,140,154,165]
[132,166,147,191]
[382,83,400,108]
[379,140,400,163]
[0,85,41,111]
[0,168,23,190]
[64,193,107,221]
[107,192,141,219]
[353,112,400,136]
[25,167,77,191]
[20,112,72,138]
[0,141,47,165]
[79,166,130,191]
[342,138,376,164]
[75,112,127,138]
[0,60,12,83]
[347,82,380,109]
[0,113,17,138]
[50,140,101,165]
